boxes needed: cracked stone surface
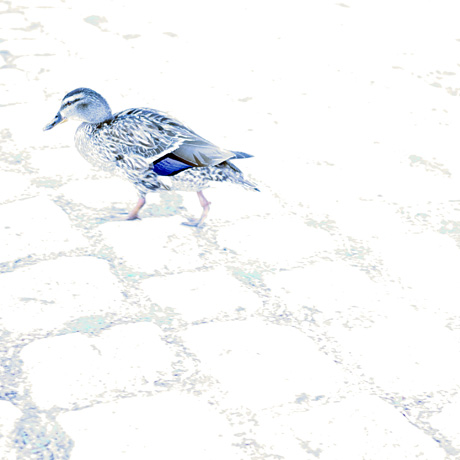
[0,257,127,336]
[256,395,446,459]
[57,392,241,460]
[20,323,174,410]
[181,319,346,410]
[141,268,263,322]
[0,197,88,264]
[1,0,460,459]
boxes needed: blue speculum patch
[151,153,194,176]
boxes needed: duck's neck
[86,99,113,124]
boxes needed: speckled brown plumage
[44,88,258,225]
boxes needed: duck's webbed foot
[182,191,211,227]
[126,196,146,220]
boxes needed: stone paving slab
[265,261,391,317]
[141,268,263,322]
[216,216,336,267]
[0,172,34,204]
[0,257,126,336]
[0,197,87,264]
[335,310,460,395]
[100,217,206,273]
[20,323,173,410]
[58,178,137,209]
[28,147,95,180]
[256,395,446,460]
[370,231,460,314]
[322,198,410,241]
[57,392,241,460]
[182,319,346,410]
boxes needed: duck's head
[43,87,112,131]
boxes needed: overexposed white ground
[1,0,460,458]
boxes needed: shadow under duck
[44,87,258,226]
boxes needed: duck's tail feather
[244,179,260,192]
[231,150,253,159]
[221,160,260,192]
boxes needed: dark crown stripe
[62,97,83,108]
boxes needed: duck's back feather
[97,108,237,170]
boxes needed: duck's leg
[127,196,146,220]
[182,191,211,227]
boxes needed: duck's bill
[43,113,67,131]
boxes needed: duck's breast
[74,123,118,173]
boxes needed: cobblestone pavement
[2,0,460,458]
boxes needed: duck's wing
[98,108,237,175]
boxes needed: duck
[43,87,258,226]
